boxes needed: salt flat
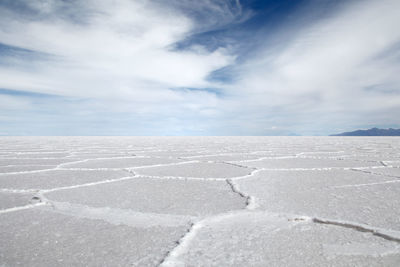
[0,137,400,266]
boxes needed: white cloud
[224,0,400,134]
[0,0,235,100]
[0,0,399,135]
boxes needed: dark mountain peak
[331,128,400,136]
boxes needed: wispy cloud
[221,0,400,135]
[0,0,399,135]
[0,0,236,95]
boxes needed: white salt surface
[0,165,56,174]
[360,166,400,177]
[135,162,252,179]
[63,157,185,169]
[1,136,400,266]
[45,178,246,216]
[236,169,400,231]
[0,208,185,266]
[167,212,400,266]
[0,192,33,209]
[0,169,130,190]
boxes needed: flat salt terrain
[0,169,131,190]
[1,137,400,266]
[0,192,33,210]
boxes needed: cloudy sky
[0,0,399,135]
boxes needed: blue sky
[0,0,399,135]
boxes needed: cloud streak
[0,0,399,135]
[223,0,400,135]
[0,0,235,95]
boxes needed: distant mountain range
[331,128,400,136]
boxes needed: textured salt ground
[44,202,193,228]
[0,169,130,190]
[341,154,400,162]
[1,136,400,266]
[63,157,185,169]
[385,161,400,167]
[0,158,77,166]
[239,157,382,169]
[170,212,400,267]
[292,151,349,157]
[67,153,137,160]
[0,152,72,159]
[179,154,263,162]
[359,167,400,177]
[132,150,217,158]
[0,192,33,210]
[45,178,247,216]
[236,169,400,231]
[0,165,56,174]
[0,208,186,267]
[135,162,252,179]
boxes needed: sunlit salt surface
[1,137,400,266]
